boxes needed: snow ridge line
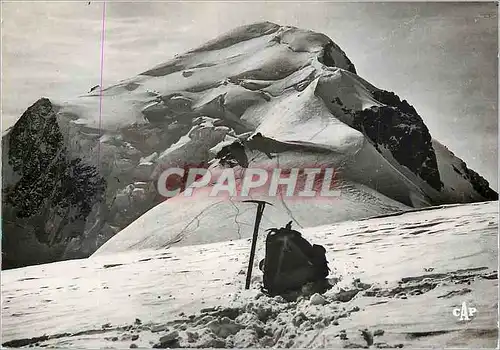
[359,201,493,222]
[160,200,226,248]
[228,197,255,240]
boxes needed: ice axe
[242,200,273,290]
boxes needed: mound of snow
[2,202,498,348]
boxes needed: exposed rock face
[352,90,443,191]
[319,41,357,74]
[453,161,498,201]
[2,99,107,269]
[2,22,497,268]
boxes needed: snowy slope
[2,22,496,268]
[2,201,498,348]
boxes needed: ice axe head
[242,200,273,207]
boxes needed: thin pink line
[97,1,106,164]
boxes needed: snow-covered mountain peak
[2,22,497,267]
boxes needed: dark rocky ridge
[320,41,357,75]
[452,160,498,201]
[2,99,107,269]
[351,89,497,201]
[464,167,498,200]
[352,90,443,191]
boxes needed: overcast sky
[2,1,497,189]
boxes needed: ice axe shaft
[243,200,272,290]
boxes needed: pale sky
[1,1,498,189]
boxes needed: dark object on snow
[89,85,100,93]
[259,221,330,296]
[216,140,249,167]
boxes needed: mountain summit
[2,22,497,268]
